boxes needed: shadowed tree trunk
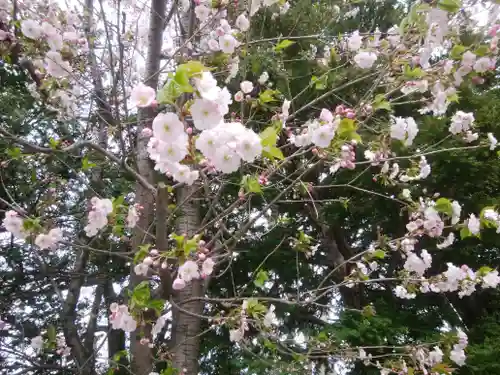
[129,0,166,372]
[171,183,203,374]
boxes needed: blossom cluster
[138,70,263,182]
[172,240,215,291]
[2,210,27,239]
[109,303,137,332]
[84,197,113,237]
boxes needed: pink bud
[143,257,153,266]
[238,188,245,200]
[140,338,150,345]
[153,260,160,268]
[150,249,159,256]
[150,100,158,108]
[335,105,345,115]
[346,111,356,119]
[141,128,153,137]
[489,24,500,37]
[161,261,168,269]
[172,278,186,290]
[312,148,318,155]
[186,127,193,135]
[198,240,206,247]
[198,253,206,261]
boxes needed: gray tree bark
[129,0,167,373]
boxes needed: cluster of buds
[134,248,168,276]
[197,239,210,262]
[339,141,357,169]
[335,104,356,119]
[258,173,268,185]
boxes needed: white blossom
[353,51,377,69]
[21,20,42,39]
[240,80,254,94]
[467,214,480,235]
[131,83,156,108]
[179,260,200,282]
[235,13,250,31]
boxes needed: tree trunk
[172,183,203,375]
[129,0,167,372]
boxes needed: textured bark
[172,184,203,375]
[128,0,167,373]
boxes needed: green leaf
[373,94,392,112]
[403,65,425,79]
[311,75,328,90]
[450,44,466,60]
[437,0,461,13]
[148,299,165,315]
[435,198,453,216]
[132,281,151,307]
[274,39,295,51]
[474,45,489,57]
[372,249,386,259]
[337,118,357,139]
[170,233,185,248]
[260,126,278,147]
[173,69,194,93]
[157,80,183,105]
[258,89,279,104]
[7,147,22,159]
[81,155,97,170]
[183,238,198,257]
[242,175,262,194]
[254,269,269,288]
[177,61,207,76]
[49,138,60,150]
[478,266,493,276]
[47,325,56,343]
[460,226,472,239]
[266,146,284,160]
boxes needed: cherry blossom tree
[1,0,500,374]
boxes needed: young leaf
[274,39,295,51]
[254,269,269,288]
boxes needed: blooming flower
[240,80,254,94]
[179,260,200,282]
[263,305,277,327]
[219,34,238,54]
[258,71,269,85]
[488,132,498,150]
[190,99,224,130]
[194,4,210,21]
[21,20,43,39]
[126,205,140,228]
[353,51,377,69]
[235,13,250,31]
[131,83,156,107]
[2,210,27,239]
[31,335,44,352]
[152,112,185,141]
[348,30,362,51]
[202,257,215,275]
[467,214,480,235]
[482,270,500,288]
[194,72,219,101]
[45,51,72,78]
[449,111,474,135]
[390,117,419,146]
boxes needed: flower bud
[172,278,186,290]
